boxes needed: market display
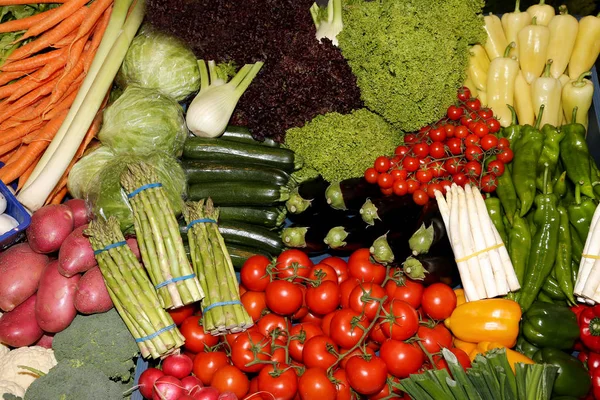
[0,0,599,399]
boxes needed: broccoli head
[3,395,22,400]
[52,309,139,383]
[338,0,486,132]
[24,359,124,400]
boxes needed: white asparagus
[575,203,600,294]
[435,190,450,228]
[579,212,600,298]
[465,185,498,298]
[491,223,520,293]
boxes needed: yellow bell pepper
[514,70,535,125]
[454,288,466,306]
[468,342,535,373]
[518,17,550,84]
[568,13,600,81]
[483,14,509,60]
[467,44,490,92]
[547,6,578,79]
[487,43,519,127]
[453,337,477,354]
[526,0,555,27]
[532,60,562,127]
[444,298,521,348]
[501,0,532,58]
[562,72,594,131]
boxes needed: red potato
[0,242,49,311]
[58,224,96,277]
[34,332,55,349]
[35,260,80,333]
[64,199,90,228]
[27,204,74,254]
[126,237,141,260]
[74,267,113,315]
[0,294,43,347]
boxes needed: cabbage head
[117,26,200,102]
[67,145,115,200]
[98,86,189,157]
[86,152,187,233]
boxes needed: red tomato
[385,276,424,309]
[180,316,219,353]
[348,248,386,284]
[340,346,377,369]
[428,128,447,143]
[402,156,420,172]
[487,159,505,176]
[487,118,501,133]
[257,364,298,400]
[333,369,353,400]
[466,98,481,111]
[223,325,258,349]
[395,145,410,156]
[480,134,498,151]
[265,280,304,316]
[377,173,394,189]
[300,311,323,326]
[291,286,309,321]
[168,303,196,326]
[302,335,339,369]
[497,148,514,163]
[447,105,464,120]
[374,156,391,173]
[421,283,457,320]
[275,249,313,281]
[465,145,483,162]
[240,255,272,292]
[257,313,288,341]
[416,169,433,184]
[427,182,444,198]
[241,291,267,322]
[380,339,425,378]
[308,263,338,283]
[369,323,388,345]
[473,122,489,138]
[412,189,429,206]
[404,133,418,143]
[192,351,229,385]
[364,168,379,184]
[406,179,421,194]
[452,172,468,187]
[270,339,287,364]
[305,280,340,315]
[434,347,472,372]
[457,87,471,101]
[481,173,498,192]
[497,137,510,150]
[417,324,453,354]
[211,365,250,399]
[412,143,429,159]
[321,257,349,284]
[478,108,493,119]
[444,158,464,175]
[454,125,468,139]
[464,160,482,178]
[465,134,480,146]
[393,180,409,196]
[297,368,336,400]
[446,138,463,155]
[330,309,369,349]
[288,323,323,362]
[230,331,272,373]
[429,142,446,159]
[380,300,419,341]
[345,355,388,395]
[340,278,360,309]
[349,283,386,321]
[320,311,337,337]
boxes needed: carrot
[0,7,59,34]
[0,68,37,86]
[3,143,27,165]
[0,66,62,104]
[0,139,22,158]
[16,0,90,43]
[0,71,61,125]
[6,7,88,62]
[51,30,77,48]
[37,36,87,80]
[84,5,111,72]
[0,119,42,145]
[46,58,83,109]
[47,186,67,205]
[1,49,64,72]
[74,0,112,42]
[17,153,40,191]
[0,0,67,4]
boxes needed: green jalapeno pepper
[590,156,600,199]
[503,105,521,145]
[567,183,597,243]
[508,214,531,288]
[485,197,509,244]
[496,167,518,225]
[553,171,567,199]
[560,108,595,199]
[537,291,555,303]
[536,124,565,193]
[541,276,567,300]
[555,205,575,305]
[571,225,584,265]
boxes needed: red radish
[178,396,196,400]
[35,260,80,333]
[189,387,220,400]
[74,267,113,314]
[64,199,90,228]
[58,224,97,277]
[0,242,49,311]
[218,392,238,400]
[0,294,43,347]
[181,376,203,393]
[27,204,74,253]
[162,354,193,379]
[126,237,141,260]
[139,368,165,399]
[152,375,184,400]
[34,332,55,349]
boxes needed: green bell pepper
[515,336,539,359]
[521,301,579,350]
[532,348,591,398]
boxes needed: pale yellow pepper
[558,74,571,125]
[526,0,555,26]
[478,90,488,107]
[518,17,550,84]
[468,342,535,373]
[547,6,578,78]
[501,0,532,58]
[514,70,535,125]
[487,43,519,127]
[463,76,479,99]
[444,299,522,348]
[568,13,600,80]
[467,44,490,92]
[483,14,509,60]
[562,72,594,131]
[532,60,562,127]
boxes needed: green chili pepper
[590,156,600,199]
[508,214,531,288]
[512,105,545,217]
[555,206,575,305]
[485,197,509,244]
[571,260,580,289]
[560,108,595,199]
[518,166,560,312]
[537,291,555,303]
[503,105,521,145]
[553,171,567,199]
[541,276,567,300]
[496,168,518,225]
[571,225,584,265]
[515,336,539,359]
[536,124,565,193]
[567,183,597,243]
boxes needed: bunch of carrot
[0,0,113,204]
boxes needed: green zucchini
[183,137,301,172]
[189,181,290,206]
[226,244,273,268]
[218,221,284,255]
[220,126,280,148]
[183,160,290,186]
[219,206,287,229]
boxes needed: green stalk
[399,377,436,400]
[447,377,470,400]
[107,285,151,359]
[198,60,209,92]
[233,62,264,100]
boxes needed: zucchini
[219,206,287,229]
[218,221,284,255]
[183,137,301,172]
[226,244,273,268]
[189,181,290,206]
[220,126,280,148]
[183,160,290,186]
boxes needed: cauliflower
[0,381,24,398]
[0,344,9,359]
[0,347,56,392]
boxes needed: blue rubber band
[135,324,176,343]
[127,182,162,199]
[203,300,242,313]
[185,218,217,231]
[93,241,127,255]
[155,273,197,290]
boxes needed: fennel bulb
[311,0,343,46]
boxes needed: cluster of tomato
[163,248,470,400]
[364,87,514,205]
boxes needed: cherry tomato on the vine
[288,323,323,362]
[395,145,409,156]
[345,355,388,395]
[180,316,219,353]
[297,367,336,400]
[465,134,480,146]
[379,339,425,378]
[473,122,489,138]
[377,173,394,189]
[465,145,484,162]
[330,308,369,349]
[416,169,433,184]
[393,180,408,196]
[478,108,493,120]
[402,156,420,172]
[348,248,386,284]
[364,167,379,184]
[452,172,468,187]
[444,124,455,138]
[391,168,408,182]
[427,182,444,198]
[305,280,341,316]
[211,365,250,399]
[487,118,501,133]
[417,324,453,354]
[230,331,271,373]
[274,249,313,281]
[421,283,457,320]
[192,351,229,385]
[241,291,267,322]
[380,299,419,340]
[406,179,421,194]
[428,128,446,143]
[444,158,464,175]
[447,105,464,120]
[454,125,468,139]
[497,137,510,150]
[257,313,288,341]
[257,364,298,400]
[302,335,338,369]
[374,156,391,173]
[497,148,514,163]
[465,98,481,111]
[412,189,429,206]
[265,280,304,316]
[487,160,505,176]
[464,161,482,178]
[429,142,446,159]
[480,134,499,151]
[349,282,386,321]
[446,138,463,155]
[457,87,471,102]
[240,255,271,292]
[481,173,499,192]
[404,133,418,144]
[412,143,430,159]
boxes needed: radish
[162,354,194,379]
[64,199,91,228]
[74,266,113,314]
[152,376,185,400]
[181,376,203,393]
[0,294,43,347]
[126,236,141,260]
[35,260,80,333]
[27,204,74,254]
[189,387,220,400]
[178,396,197,400]
[58,224,97,277]
[139,368,165,399]
[218,392,238,400]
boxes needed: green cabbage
[116,26,200,102]
[86,152,187,233]
[98,86,189,157]
[67,145,116,200]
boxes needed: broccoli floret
[338,0,486,132]
[3,395,22,400]
[284,109,403,182]
[52,309,139,383]
[24,360,124,400]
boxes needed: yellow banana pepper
[558,74,571,125]
[526,0,555,27]
[562,72,594,131]
[518,17,550,84]
[478,90,488,107]
[468,342,535,373]
[501,0,532,58]
[568,13,600,80]
[514,70,535,125]
[483,14,509,60]
[547,6,579,78]
[532,60,562,127]
[487,43,519,127]
[453,337,477,354]
[467,44,490,92]
[463,76,479,99]
[454,288,466,306]
[444,298,521,348]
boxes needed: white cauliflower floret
[0,342,9,359]
[0,346,57,391]
[0,379,25,397]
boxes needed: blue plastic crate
[0,177,30,250]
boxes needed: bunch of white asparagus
[435,184,521,302]
[574,203,600,304]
